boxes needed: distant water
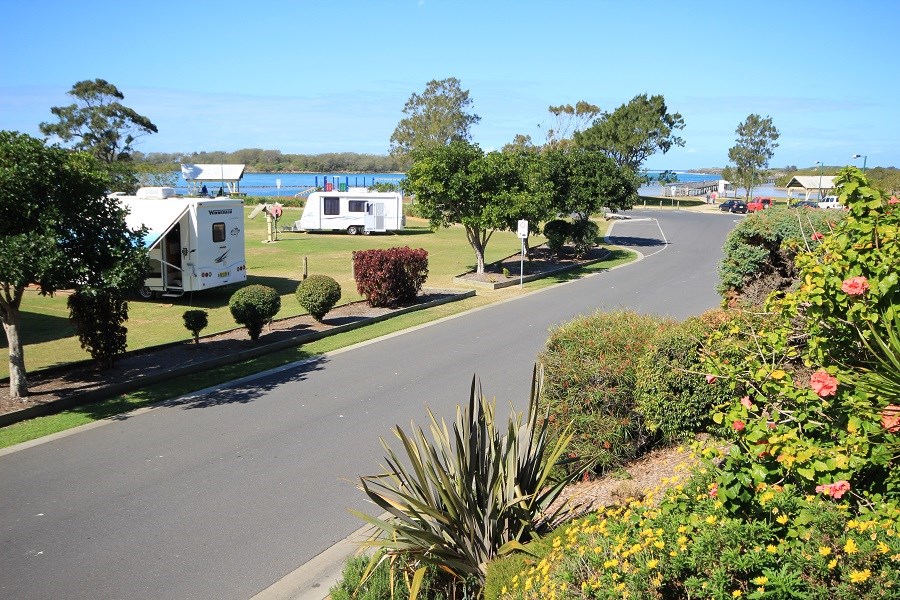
[169,169,793,199]
[172,172,405,197]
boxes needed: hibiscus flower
[810,370,838,397]
[841,276,869,296]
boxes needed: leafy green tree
[40,79,158,192]
[727,114,780,200]
[489,148,554,254]
[544,147,637,221]
[40,79,158,164]
[574,93,685,172]
[405,141,513,274]
[657,169,679,185]
[389,77,480,156]
[0,131,147,398]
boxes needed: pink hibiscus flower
[810,370,838,397]
[740,396,753,409]
[889,196,899,205]
[841,276,869,296]
[732,420,745,432]
[706,374,717,384]
[812,232,824,240]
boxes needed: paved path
[0,210,741,599]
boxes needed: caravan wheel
[138,286,155,300]
[347,226,362,235]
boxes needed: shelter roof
[180,164,246,182]
[785,175,836,190]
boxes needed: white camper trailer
[291,189,404,234]
[120,187,247,298]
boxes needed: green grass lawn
[2,209,615,378]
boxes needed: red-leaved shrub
[352,247,428,307]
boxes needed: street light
[852,153,868,173]
[815,161,823,201]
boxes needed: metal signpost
[517,219,529,288]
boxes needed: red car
[746,197,772,212]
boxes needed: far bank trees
[0,132,146,398]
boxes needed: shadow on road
[607,235,666,247]
[167,355,328,409]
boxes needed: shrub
[634,309,752,442]
[182,309,209,344]
[228,284,281,341]
[352,246,428,307]
[538,310,671,473]
[717,206,844,304]
[706,168,900,513]
[489,467,900,599]
[67,289,129,369]
[352,368,587,592]
[294,274,341,322]
[542,219,571,255]
[569,219,600,257]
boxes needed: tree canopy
[0,131,147,398]
[389,78,481,156]
[727,114,780,200]
[574,93,685,172]
[544,147,638,220]
[40,79,158,165]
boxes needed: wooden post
[303,257,308,280]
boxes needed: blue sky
[2,0,898,170]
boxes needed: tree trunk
[2,306,28,399]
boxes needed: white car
[818,196,842,210]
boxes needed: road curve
[0,209,740,599]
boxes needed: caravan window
[323,197,340,215]
[348,200,366,213]
[212,222,226,242]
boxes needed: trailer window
[212,222,226,242]
[323,197,340,215]
[348,200,366,213]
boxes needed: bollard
[303,256,308,280]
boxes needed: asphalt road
[0,209,741,600]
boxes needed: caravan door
[365,202,386,232]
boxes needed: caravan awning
[123,199,190,249]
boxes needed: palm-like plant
[352,366,586,590]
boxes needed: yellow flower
[766,545,778,554]
[850,569,871,584]
[752,576,769,586]
[705,515,718,525]
[827,559,837,569]
[819,546,832,556]
[732,591,743,598]
[878,541,890,554]
[844,538,859,554]
[647,559,659,569]
[776,514,789,525]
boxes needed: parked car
[818,195,842,210]
[746,197,772,212]
[719,200,748,214]
[791,200,819,209]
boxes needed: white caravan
[292,189,404,234]
[119,187,247,298]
